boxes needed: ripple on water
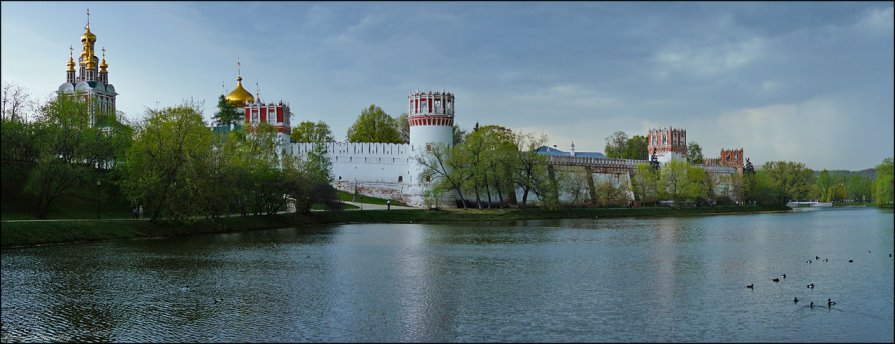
[1,209,893,342]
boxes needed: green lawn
[335,190,406,206]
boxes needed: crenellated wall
[287,141,431,205]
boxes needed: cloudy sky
[2,2,892,170]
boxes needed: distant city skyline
[2,2,892,170]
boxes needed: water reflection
[2,208,893,342]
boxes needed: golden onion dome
[85,47,96,69]
[67,47,76,71]
[81,26,96,43]
[99,48,108,73]
[225,76,254,107]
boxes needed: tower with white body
[407,90,456,206]
[408,90,454,149]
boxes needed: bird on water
[827,298,836,307]
[809,302,815,308]
[772,278,780,282]
[747,284,754,289]
[807,283,815,289]
[793,297,799,303]
[782,273,786,279]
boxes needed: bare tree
[2,82,35,122]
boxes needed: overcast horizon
[2,1,892,171]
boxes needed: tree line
[2,84,893,219]
[2,90,337,221]
[280,103,466,146]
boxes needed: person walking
[387,200,391,210]
[138,205,143,219]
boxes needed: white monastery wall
[287,141,429,205]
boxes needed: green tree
[828,183,847,202]
[632,162,659,205]
[604,131,628,159]
[24,95,110,219]
[748,170,781,206]
[480,125,519,208]
[346,104,402,143]
[305,133,333,184]
[512,131,552,209]
[816,169,831,201]
[595,180,628,207]
[213,94,242,127]
[0,116,39,164]
[683,165,709,203]
[290,120,334,143]
[846,175,872,203]
[282,146,340,214]
[416,143,470,208]
[873,157,893,207]
[398,113,410,144]
[622,135,648,160]
[121,103,213,222]
[243,123,288,216]
[762,161,815,205]
[457,125,517,209]
[459,127,489,209]
[687,142,704,165]
[660,159,690,204]
[559,168,591,207]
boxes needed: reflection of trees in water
[40,245,116,342]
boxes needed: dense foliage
[290,120,335,143]
[604,131,648,160]
[346,104,402,143]
[874,157,893,207]
[213,94,243,127]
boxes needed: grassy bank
[1,205,788,248]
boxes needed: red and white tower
[408,90,454,149]
[647,127,688,164]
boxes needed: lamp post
[96,180,101,219]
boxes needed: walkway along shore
[1,205,790,248]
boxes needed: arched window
[398,176,403,183]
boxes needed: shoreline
[1,206,790,248]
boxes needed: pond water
[2,208,893,342]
